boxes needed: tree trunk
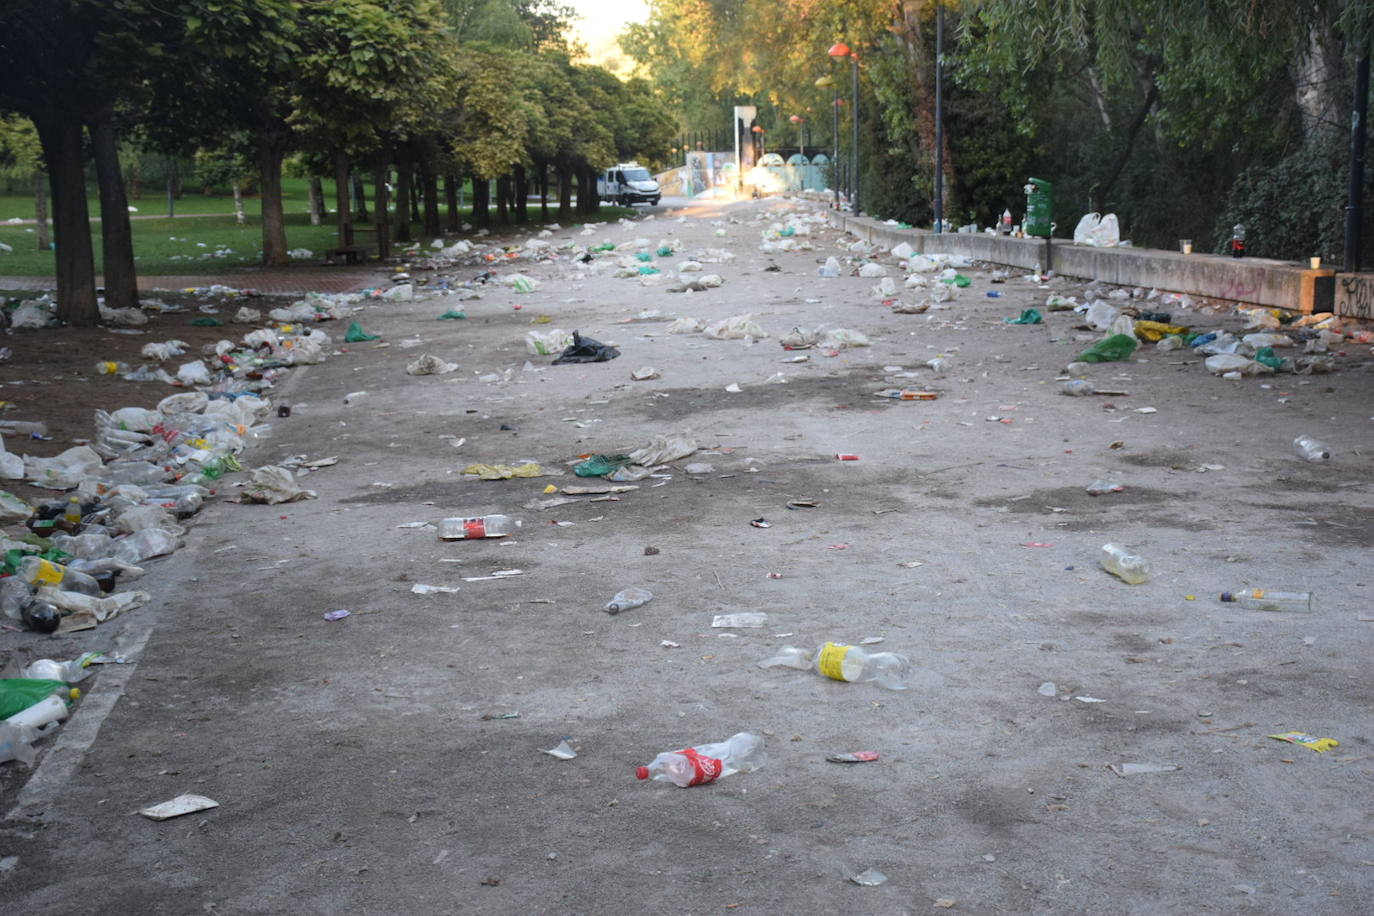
[394,154,414,243]
[556,163,572,221]
[577,166,597,215]
[32,170,50,252]
[308,176,325,225]
[472,177,490,229]
[445,174,460,232]
[352,172,369,222]
[420,164,440,238]
[258,132,290,266]
[126,156,142,201]
[495,176,510,224]
[34,116,97,325]
[89,113,139,309]
[333,150,354,247]
[897,0,955,217]
[373,154,392,260]
[514,164,529,223]
[1091,78,1159,213]
[232,180,246,225]
[538,162,549,223]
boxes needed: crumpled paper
[462,462,543,480]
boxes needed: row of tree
[624,0,1371,262]
[0,0,676,325]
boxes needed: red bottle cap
[635,766,649,780]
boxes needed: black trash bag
[553,331,620,364]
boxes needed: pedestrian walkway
[0,266,382,296]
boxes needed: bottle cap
[1219,592,1235,603]
[635,766,649,780]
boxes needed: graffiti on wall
[1336,274,1374,319]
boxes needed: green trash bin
[1025,178,1053,238]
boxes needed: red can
[836,454,860,461]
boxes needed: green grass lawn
[0,175,635,276]
[0,177,330,222]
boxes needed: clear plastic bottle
[438,515,520,539]
[17,556,102,595]
[63,495,83,527]
[112,528,181,564]
[1101,543,1150,584]
[605,588,653,614]
[49,531,116,560]
[1293,435,1330,462]
[759,643,913,690]
[94,361,130,375]
[1062,379,1096,396]
[635,731,766,787]
[1220,589,1312,612]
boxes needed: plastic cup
[1180,240,1193,254]
[1310,257,1321,269]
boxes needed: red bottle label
[463,518,487,538]
[677,748,723,786]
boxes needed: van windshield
[623,168,651,182]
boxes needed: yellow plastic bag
[1134,320,1189,342]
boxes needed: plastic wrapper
[553,332,619,364]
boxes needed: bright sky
[565,0,650,68]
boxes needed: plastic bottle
[5,694,70,730]
[112,528,181,564]
[17,556,103,595]
[635,731,766,787]
[24,653,101,683]
[63,495,83,527]
[438,515,520,539]
[1220,589,1312,612]
[49,531,116,560]
[21,599,61,634]
[0,678,75,721]
[1061,379,1096,396]
[1000,209,1012,235]
[605,587,653,614]
[760,643,913,690]
[94,361,130,375]
[1293,435,1330,462]
[1100,543,1150,584]
[1230,223,1246,258]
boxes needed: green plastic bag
[0,678,69,720]
[939,274,972,288]
[344,321,380,342]
[635,252,653,263]
[437,310,467,320]
[1253,347,1284,370]
[637,266,660,276]
[592,242,615,252]
[656,246,674,256]
[574,454,632,478]
[778,227,795,238]
[1004,308,1044,325]
[189,317,223,327]
[1075,333,1139,363]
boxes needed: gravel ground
[2,196,1373,915]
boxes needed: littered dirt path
[3,197,1373,915]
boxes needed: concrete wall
[829,213,1321,312]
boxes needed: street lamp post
[829,42,860,216]
[815,73,839,209]
[933,2,944,233]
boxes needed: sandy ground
[1,196,1373,915]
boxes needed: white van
[597,164,661,207]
